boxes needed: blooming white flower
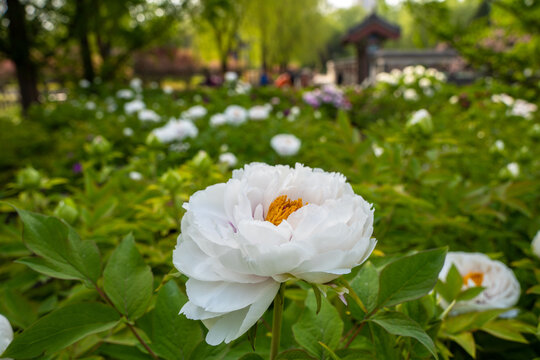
[163,85,174,94]
[123,127,134,137]
[491,93,515,106]
[138,109,160,122]
[85,101,96,111]
[219,152,238,167]
[403,74,416,85]
[490,140,505,153]
[290,106,300,116]
[152,119,198,143]
[503,162,520,178]
[376,72,398,85]
[79,79,91,88]
[224,71,238,82]
[129,171,143,181]
[224,105,247,125]
[372,144,384,157]
[184,105,208,120]
[130,78,143,91]
[449,95,459,104]
[124,99,146,115]
[173,163,375,345]
[210,113,227,127]
[117,89,134,99]
[403,88,419,101]
[510,99,537,120]
[248,105,270,121]
[270,134,301,156]
[419,78,431,88]
[532,230,540,259]
[0,314,13,356]
[407,109,433,134]
[439,252,520,314]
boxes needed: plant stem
[269,284,285,360]
[95,285,159,359]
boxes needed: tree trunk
[6,0,39,113]
[76,0,95,82]
[220,56,228,74]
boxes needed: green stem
[269,284,285,360]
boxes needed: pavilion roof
[342,13,401,44]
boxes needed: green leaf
[238,354,264,360]
[98,344,153,360]
[447,332,475,358]
[147,281,202,360]
[188,342,230,360]
[456,286,484,301]
[103,234,153,320]
[2,302,119,359]
[526,284,540,295]
[435,265,462,302]
[444,309,507,334]
[319,341,342,360]
[16,208,101,284]
[311,283,322,314]
[370,311,438,359]
[481,320,528,343]
[377,248,447,307]
[292,291,344,359]
[369,322,399,360]
[276,349,316,359]
[349,262,379,313]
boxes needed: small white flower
[314,110,322,119]
[173,163,375,345]
[219,152,238,167]
[224,71,238,82]
[376,72,397,85]
[210,113,227,127]
[123,127,134,137]
[403,89,419,101]
[124,99,146,115]
[152,119,198,143]
[531,230,540,259]
[490,140,505,153]
[372,144,384,157]
[130,78,143,91]
[419,78,431,88]
[449,95,459,104]
[85,101,96,110]
[163,85,174,94]
[184,105,207,120]
[248,105,270,121]
[79,79,91,88]
[0,314,13,356]
[510,99,537,120]
[129,171,143,181]
[439,252,520,315]
[117,89,134,99]
[270,134,301,156]
[290,106,300,116]
[491,93,515,106]
[403,74,416,85]
[224,105,247,125]
[414,65,426,76]
[138,109,160,122]
[506,162,520,178]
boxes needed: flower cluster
[376,66,446,100]
[302,85,350,110]
[492,93,537,120]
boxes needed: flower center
[265,195,305,226]
[463,271,484,286]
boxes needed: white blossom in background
[499,162,520,179]
[85,101,96,111]
[403,74,416,85]
[375,72,398,85]
[79,79,91,88]
[372,144,384,157]
[123,127,134,137]
[224,105,248,125]
[491,93,515,106]
[116,89,134,99]
[449,95,459,104]
[173,163,375,344]
[0,314,13,356]
[219,152,238,167]
[414,65,426,76]
[163,86,174,94]
[124,99,146,115]
[224,71,238,82]
[290,106,300,116]
[407,109,433,134]
[138,109,160,122]
[130,78,143,91]
[129,171,143,181]
[419,78,431,88]
[510,99,537,120]
[490,140,505,153]
[403,88,419,101]
[184,105,208,120]
[152,119,198,143]
[531,230,540,259]
[270,134,301,156]
[210,113,227,127]
[439,252,520,315]
[314,110,322,119]
[248,105,270,121]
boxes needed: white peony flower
[532,230,540,259]
[407,109,433,134]
[290,106,300,116]
[510,99,537,120]
[219,152,238,167]
[270,134,301,156]
[439,252,520,315]
[224,71,238,82]
[163,85,174,94]
[184,105,208,120]
[491,93,514,106]
[419,78,431,88]
[403,74,416,85]
[152,119,198,143]
[372,144,384,157]
[130,78,143,91]
[173,163,376,345]
[224,105,248,125]
[117,89,134,99]
[123,127,134,137]
[403,88,419,101]
[248,105,270,121]
[376,72,397,85]
[138,109,160,122]
[449,95,459,104]
[124,99,146,115]
[0,314,13,356]
[85,101,96,111]
[79,79,91,88]
[210,113,227,127]
[129,171,143,181]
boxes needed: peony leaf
[2,302,119,359]
[456,286,485,301]
[480,320,528,343]
[275,349,316,359]
[349,261,379,314]
[377,248,447,307]
[447,332,476,358]
[15,208,101,285]
[369,322,399,360]
[370,311,438,359]
[292,291,344,359]
[103,233,153,320]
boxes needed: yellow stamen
[463,272,484,286]
[265,195,305,226]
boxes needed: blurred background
[0,0,537,112]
